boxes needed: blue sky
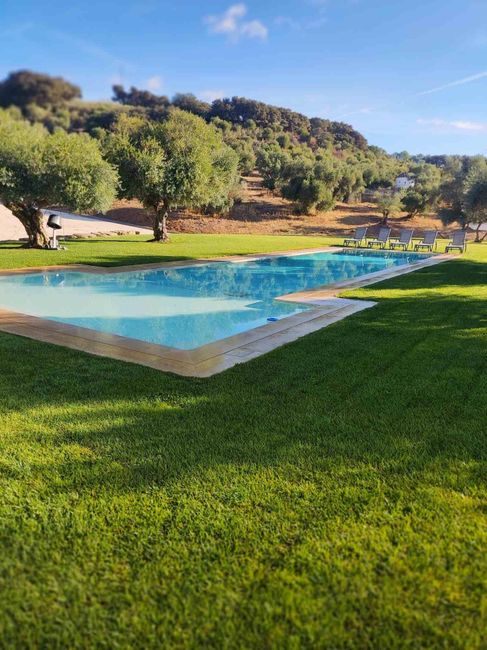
[1,0,486,155]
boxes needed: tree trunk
[152,205,170,242]
[7,203,49,248]
[380,213,389,226]
[474,223,486,243]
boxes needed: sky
[1,0,487,155]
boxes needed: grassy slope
[0,236,485,648]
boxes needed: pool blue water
[0,249,430,349]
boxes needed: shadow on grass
[0,240,189,268]
[78,255,194,267]
[3,237,336,270]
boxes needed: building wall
[395,177,415,190]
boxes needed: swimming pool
[0,249,430,350]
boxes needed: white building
[394,174,416,191]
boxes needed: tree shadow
[74,254,195,267]
[226,202,296,223]
[4,237,305,269]
[337,214,380,226]
[0,242,25,249]
[105,206,152,227]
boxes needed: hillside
[106,173,446,237]
[0,71,482,239]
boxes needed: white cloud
[205,4,268,41]
[146,75,162,91]
[417,118,445,127]
[417,118,487,132]
[241,19,268,39]
[337,106,374,119]
[417,71,487,96]
[450,120,487,131]
[206,3,246,35]
[199,89,226,102]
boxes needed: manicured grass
[0,233,341,269]
[0,237,485,648]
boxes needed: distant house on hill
[394,174,415,191]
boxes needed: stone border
[0,248,451,376]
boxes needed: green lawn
[0,235,485,648]
[0,233,342,269]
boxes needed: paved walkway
[0,204,152,242]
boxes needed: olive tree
[256,144,290,190]
[375,190,403,225]
[281,159,335,214]
[0,111,118,247]
[282,175,334,214]
[439,158,487,241]
[401,163,441,218]
[104,109,239,241]
[463,170,487,242]
[0,70,81,110]
[401,191,430,219]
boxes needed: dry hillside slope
[106,173,451,238]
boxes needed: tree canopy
[401,162,441,218]
[438,157,487,234]
[171,93,211,118]
[112,84,170,110]
[0,110,118,247]
[104,109,239,241]
[375,191,404,224]
[463,170,487,241]
[0,70,81,110]
[2,69,487,228]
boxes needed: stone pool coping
[0,247,452,377]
